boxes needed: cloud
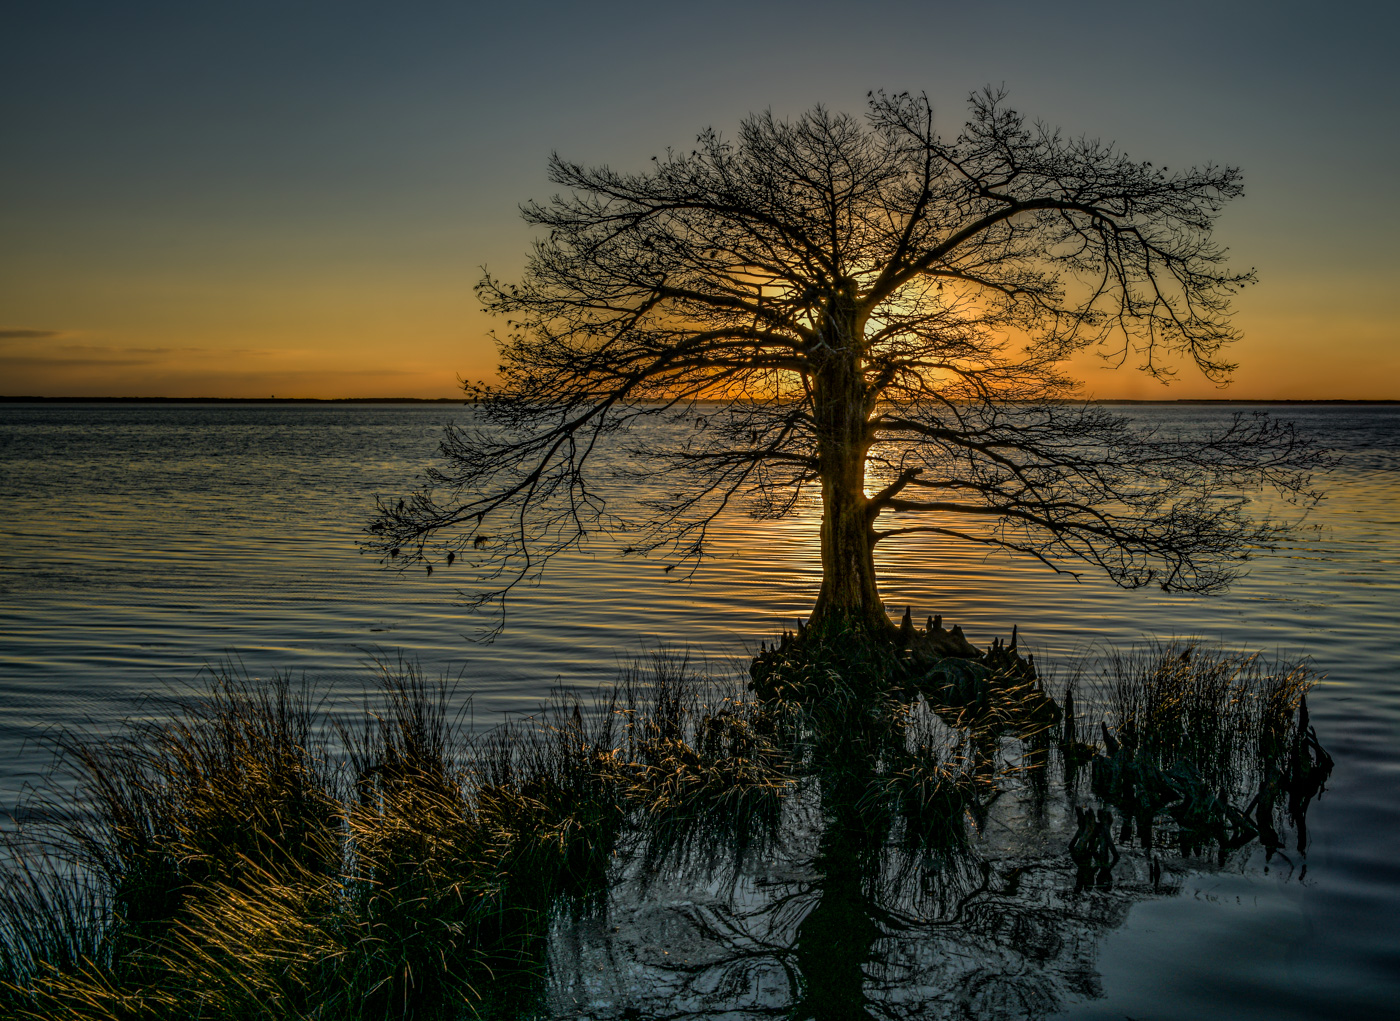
[2,345,458,399]
[54,343,273,358]
[0,328,63,341]
[55,343,170,359]
[0,355,154,369]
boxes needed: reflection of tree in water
[547,636,1331,1020]
[552,779,1142,1018]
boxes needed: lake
[1,401,1397,1018]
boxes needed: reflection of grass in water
[0,635,1326,1019]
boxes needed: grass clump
[1066,641,1332,858]
[0,663,528,1020]
[0,849,109,1000]
[618,655,792,862]
[69,670,339,936]
[0,669,345,1018]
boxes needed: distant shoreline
[4,396,1399,406]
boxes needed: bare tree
[367,89,1316,635]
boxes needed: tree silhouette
[367,89,1315,634]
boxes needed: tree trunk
[809,326,889,633]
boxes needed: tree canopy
[366,89,1316,635]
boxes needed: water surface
[1,402,1396,1017]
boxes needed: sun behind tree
[367,89,1316,636]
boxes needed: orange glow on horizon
[3,192,1393,402]
[5,307,1397,401]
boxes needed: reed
[0,847,109,1014]
[1068,641,1327,857]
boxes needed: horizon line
[4,395,1400,406]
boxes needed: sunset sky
[3,0,1396,400]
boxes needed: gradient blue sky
[3,0,1396,398]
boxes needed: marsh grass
[0,848,108,989]
[0,653,803,1019]
[615,654,793,866]
[0,636,1325,1019]
[1065,641,1326,857]
[1096,642,1307,786]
